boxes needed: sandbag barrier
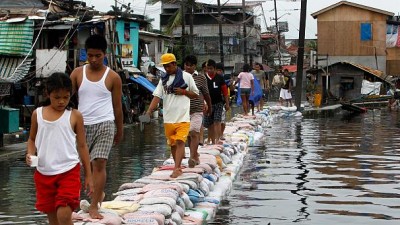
[72,108,294,225]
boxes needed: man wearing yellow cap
[145,53,199,178]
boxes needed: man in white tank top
[70,35,123,219]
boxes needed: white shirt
[35,107,79,175]
[153,70,199,123]
[78,65,115,125]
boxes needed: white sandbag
[140,183,183,195]
[124,217,159,225]
[114,194,143,202]
[176,197,186,211]
[118,182,146,191]
[124,211,165,225]
[197,149,220,156]
[143,189,179,200]
[113,188,142,196]
[176,179,198,190]
[138,204,172,216]
[202,178,214,191]
[139,197,176,209]
[194,203,217,221]
[171,211,183,225]
[174,205,185,218]
[167,181,189,193]
[180,191,194,209]
[198,180,210,196]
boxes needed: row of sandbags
[72,114,270,225]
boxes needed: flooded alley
[1,107,400,224]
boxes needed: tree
[147,0,197,57]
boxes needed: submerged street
[0,106,400,224]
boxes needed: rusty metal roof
[321,61,391,84]
[342,61,384,78]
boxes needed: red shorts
[34,164,81,213]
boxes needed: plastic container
[314,93,322,107]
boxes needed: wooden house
[311,1,398,75]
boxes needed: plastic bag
[250,78,263,105]
[236,82,242,105]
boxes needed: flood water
[1,107,400,224]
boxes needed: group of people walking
[23,33,294,225]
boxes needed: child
[26,72,93,225]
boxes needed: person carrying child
[26,72,93,225]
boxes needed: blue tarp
[129,75,156,93]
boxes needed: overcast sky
[85,0,399,39]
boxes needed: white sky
[85,0,399,39]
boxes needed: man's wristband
[183,89,186,96]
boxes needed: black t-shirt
[206,73,225,104]
[282,75,293,89]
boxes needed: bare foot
[170,168,182,178]
[88,206,103,219]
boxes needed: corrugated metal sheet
[0,19,34,56]
[343,61,385,79]
[0,0,44,8]
[0,57,33,82]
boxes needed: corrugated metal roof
[0,57,33,83]
[323,61,390,84]
[0,0,44,8]
[0,19,34,56]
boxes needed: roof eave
[311,1,394,19]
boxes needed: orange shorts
[164,122,190,146]
[34,164,81,213]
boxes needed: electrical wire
[16,0,95,84]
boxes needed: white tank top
[78,65,114,125]
[35,107,79,175]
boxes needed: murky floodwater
[1,108,400,224]
[213,109,400,225]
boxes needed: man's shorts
[203,103,224,128]
[34,164,81,213]
[240,88,251,96]
[164,122,190,146]
[85,120,115,161]
[190,112,203,133]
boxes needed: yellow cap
[160,53,176,65]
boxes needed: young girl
[234,63,254,116]
[26,72,93,225]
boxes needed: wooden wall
[317,5,387,56]
[386,48,400,76]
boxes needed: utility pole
[217,0,224,65]
[274,0,281,67]
[260,4,268,32]
[189,3,194,55]
[181,3,186,61]
[242,0,248,64]
[295,0,307,111]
